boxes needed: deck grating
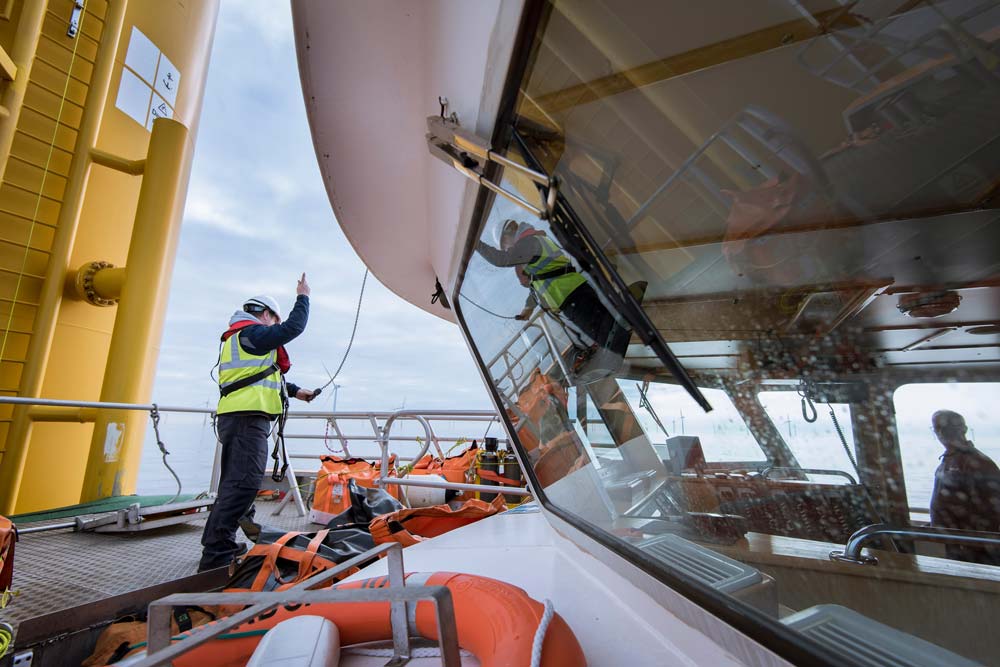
[0,499,316,641]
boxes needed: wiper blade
[637,381,670,437]
[512,127,712,412]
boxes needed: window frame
[449,2,845,665]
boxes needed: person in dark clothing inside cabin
[475,219,644,373]
[929,409,1000,565]
[198,274,316,572]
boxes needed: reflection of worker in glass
[476,219,626,370]
[929,410,1000,564]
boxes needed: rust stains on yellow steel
[27,405,97,422]
[0,0,219,513]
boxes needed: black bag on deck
[227,480,402,592]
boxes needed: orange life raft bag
[369,495,507,548]
[408,442,478,500]
[0,515,15,605]
[82,606,216,667]
[310,455,401,524]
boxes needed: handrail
[379,411,434,475]
[0,396,503,421]
[831,524,1000,565]
[0,396,519,498]
[376,408,530,497]
[0,396,215,414]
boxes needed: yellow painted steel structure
[0,0,219,513]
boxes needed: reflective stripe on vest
[218,332,283,415]
[523,236,586,311]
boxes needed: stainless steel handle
[831,523,1000,564]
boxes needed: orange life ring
[122,572,586,667]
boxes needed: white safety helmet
[493,218,521,249]
[243,295,282,321]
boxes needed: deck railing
[0,397,530,510]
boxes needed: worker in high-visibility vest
[476,220,642,370]
[199,273,316,572]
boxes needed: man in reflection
[929,410,1000,565]
[475,219,641,373]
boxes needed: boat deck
[0,498,313,644]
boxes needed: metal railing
[481,308,577,407]
[130,542,461,667]
[0,396,529,504]
[283,409,507,461]
[831,523,1000,565]
[373,410,529,498]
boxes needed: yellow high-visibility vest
[523,236,586,311]
[217,331,283,415]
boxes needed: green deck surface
[11,494,198,523]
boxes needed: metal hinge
[426,107,558,219]
[67,1,85,38]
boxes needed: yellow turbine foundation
[0,0,219,513]
[81,118,191,502]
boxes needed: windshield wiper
[511,127,713,412]
[637,381,671,438]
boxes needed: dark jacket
[930,443,1000,564]
[227,295,309,397]
[477,237,547,310]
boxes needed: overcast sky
[137,1,492,492]
[137,0,999,500]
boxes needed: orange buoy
[121,572,586,667]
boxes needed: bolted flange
[74,260,118,306]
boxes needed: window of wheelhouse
[757,390,858,484]
[894,382,1000,513]
[456,1,1000,665]
[617,383,766,465]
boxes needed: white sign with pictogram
[115,26,182,131]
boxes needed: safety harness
[218,362,281,398]
[271,385,290,483]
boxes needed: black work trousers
[198,413,270,571]
[558,283,618,349]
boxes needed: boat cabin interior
[452,0,1000,664]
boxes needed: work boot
[196,542,248,573]
[239,515,262,543]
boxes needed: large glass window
[458,1,1000,664]
[758,391,857,483]
[620,383,765,463]
[894,382,1000,510]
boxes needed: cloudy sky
[137,1,491,492]
[137,0,1000,503]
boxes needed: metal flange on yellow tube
[80,118,191,502]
